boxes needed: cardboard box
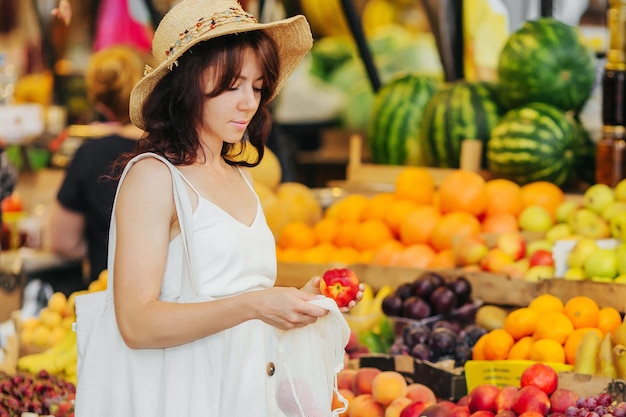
[358,354,467,401]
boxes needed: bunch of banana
[574,320,626,379]
[299,0,350,37]
[350,283,392,319]
[17,329,77,380]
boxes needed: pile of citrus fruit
[472,294,622,365]
[275,167,565,267]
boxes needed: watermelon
[368,73,439,165]
[497,17,597,112]
[417,80,504,168]
[486,102,576,186]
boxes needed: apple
[480,248,515,273]
[524,265,555,282]
[400,400,431,417]
[549,389,580,413]
[500,258,530,279]
[563,267,586,280]
[494,386,519,412]
[566,237,599,269]
[555,200,580,223]
[615,178,626,202]
[583,247,618,279]
[518,205,554,233]
[617,243,626,276]
[449,405,472,417]
[614,274,626,284]
[583,183,615,214]
[495,232,526,261]
[468,384,500,413]
[569,208,611,239]
[610,211,626,240]
[528,249,554,267]
[520,363,558,395]
[526,239,554,257]
[455,235,489,266]
[601,201,626,222]
[512,385,551,416]
[544,223,573,243]
[319,267,360,308]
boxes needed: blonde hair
[85,45,146,124]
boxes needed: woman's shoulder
[122,154,174,187]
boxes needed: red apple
[494,386,519,412]
[495,231,527,261]
[468,384,500,413]
[457,396,470,406]
[495,411,517,417]
[520,363,558,395]
[471,411,495,417]
[421,403,455,417]
[400,400,431,417]
[528,249,555,268]
[449,405,471,417]
[549,389,580,413]
[319,267,360,308]
[512,385,551,416]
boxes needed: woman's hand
[301,276,365,313]
[251,287,328,331]
[51,0,72,25]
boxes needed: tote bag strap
[107,152,199,298]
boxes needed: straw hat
[129,0,313,129]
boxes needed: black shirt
[57,134,136,283]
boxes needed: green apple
[545,223,573,243]
[555,200,580,223]
[567,237,599,269]
[569,208,611,239]
[617,243,626,276]
[527,239,554,257]
[518,205,554,233]
[614,274,626,284]
[610,211,626,240]
[583,183,616,214]
[563,267,586,280]
[615,178,626,202]
[591,276,615,283]
[601,201,626,222]
[524,265,555,282]
[583,247,618,279]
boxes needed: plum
[429,286,457,315]
[447,276,472,306]
[460,324,488,347]
[382,294,403,316]
[410,343,432,361]
[390,340,410,355]
[428,327,458,358]
[432,320,462,334]
[419,271,446,287]
[411,276,438,299]
[395,283,414,300]
[454,344,473,367]
[402,296,431,320]
[403,322,431,347]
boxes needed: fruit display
[417,80,503,169]
[0,370,75,417]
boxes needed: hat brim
[129,14,312,130]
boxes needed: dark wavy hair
[112,30,280,176]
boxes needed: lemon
[39,307,62,328]
[47,291,68,314]
[31,324,51,347]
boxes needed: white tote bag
[74,153,207,417]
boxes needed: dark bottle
[596,126,626,186]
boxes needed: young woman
[75,0,360,415]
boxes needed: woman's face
[198,47,264,148]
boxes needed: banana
[350,283,374,316]
[597,332,617,378]
[574,330,601,376]
[17,330,77,375]
[613,344,626,379]
[370,285,393,316]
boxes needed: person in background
[47,45,146,286]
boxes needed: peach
[549,389,580,414]
[468,384,500,413]
[399,400,432,417]
[385,397,413,417]
[512,385,551,416]
[333,388,356,417]
[338,369,358,391]
[518,412,547,417]
[405,383,437,406]
[353,367,382,396]
[494,386,519,412]
[371,371,408,406]
[349,393,384,417]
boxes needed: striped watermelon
[497,17,597,112]
[417,80,503,168]
[368,73,439,165]
[486,102,576,186]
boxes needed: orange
[533,311,574,344]
[277,221,317,250]
[520,181,564,217]
[563,327,604,365]
[277,247,302,263]
[528,294,564,314]
[328,246,360,265]
[300,243,334,264]
[428,248,456,269]
[563,296,600,329]
[398,205,441,246]
[370,240,405,266]
[384,199,419,235]
[482,328,515,360]
[333,220,361,248]
[472,333,487,360]
[484,178,523,216]
[438,170,487,216]
[313,217,340,244]
[507,336,534,360]
[431,211,482,251]
[394,167,436,205]
[503,307,541,340]
[354,218,395,252]
[598,306,623,336]
[481,212,520,234]
[529,338,566,363]
[394,243,437,269]
[361,192,396,221]
[329,194,370,222]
